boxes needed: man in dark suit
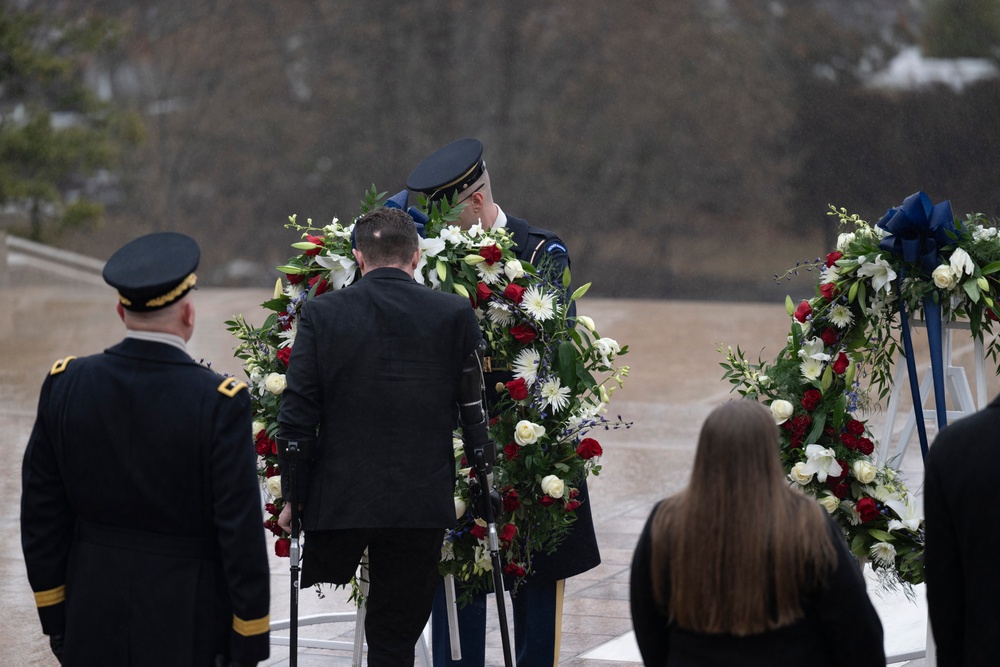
[276,206,484,666]
[407,138,601,667]
[925,397,1000,667]
[20,232,270,667]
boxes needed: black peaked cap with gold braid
[406,137,486,203]
[102,232,200,312]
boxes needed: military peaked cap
[103,232,200,311]
[406,138,486,202]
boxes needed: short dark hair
[353,208,419,267]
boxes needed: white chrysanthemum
[277,323,297,349]
[819,264,841,284]
[441,540,455,562]
[836,232,856,251]
[283,282,305,300]
[973,225,999,242]
[476,261,504,284]
[539,377,571,412]
[800,358,824,381]
[520,286,556,321]
[869,541,897,568]
[512,348,541,386]
[828,304,854,329]
[845,502,862,526]
[486,302,516,327]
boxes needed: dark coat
[278,267,483,531]
[20,338,270,667]
[925,394,1000,667]
[495,215,600,583]
[630,502,885,667]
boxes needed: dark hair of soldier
[649,399,838,635]
[353,207,419,268]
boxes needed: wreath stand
[270,553,433,667]
[876,319,988,667]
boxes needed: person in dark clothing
[408,138,600,667]
[925,395,1000,667]
[276,207,484,666]
[629,400,884,667]
[20,232,270,667]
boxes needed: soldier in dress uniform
[407,138,601,667]
[20,232,270,667]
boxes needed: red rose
[476,282,493,305]
[255,431,274,457]
[840,433,858,450]
[791,414,812,435]
[504,562,527,578]
[564,499,581,512]
[498,523,517,544]
[506,377,529,401]
[820,328,839,346]
[263,519,284,537]
[800,389,823,412]
[510,323,537,345]
[470,523,487,540]
[858,438,875,455]
[276,347,292,367]
[569,488,579,499]
[503,489,520,512]
[504,282,526,304]
[265,465,279,478]
[286,272,305,284]
[274,537,291,558]
[264,503,277,515]
[539,496,556,507]
[481,244,502,266]
[820,283,839,301]
[857,497,880,523]
[846,419,865,436]
[826,251,843,267]
[832,482,850,499]
[832,352,849,375]
[304,235,324,256]
[308,274,329,296]
[576,438,603,459]
[794,300,812,323]
[503,442,519,460]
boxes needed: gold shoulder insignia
[218,378,248,397]
[50,357,77,375]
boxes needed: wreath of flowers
[227,187,630,595]
[720,191,1000,589]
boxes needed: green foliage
[0,5,143,240]
[923,0,1000,60]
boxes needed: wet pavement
[4,258,988,666]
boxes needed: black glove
[49,634,64,664]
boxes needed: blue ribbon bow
[876,192,956,461]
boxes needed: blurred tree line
[3,0,1000,300]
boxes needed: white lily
[315,253,358,290]
[856,255,897,293]
[884,495,923,533]
[798,337,831,362]
[949,247,975,277]
[800,445,843,483]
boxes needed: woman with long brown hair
[629,400,884,666]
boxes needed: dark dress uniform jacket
[20,338,270,667]
[279,267,483,531]
[630,503,885,666]
[496,215,601,582]
[925,394,1000,667]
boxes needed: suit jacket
[20,338,270,667]
[497,215,601,583]
[925,394,1000,667]
[630,502,884,667]
[278,267,482,530]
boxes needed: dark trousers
[431,578,563,667]
[304,527,443,666]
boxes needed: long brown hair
[650,400,837,635]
